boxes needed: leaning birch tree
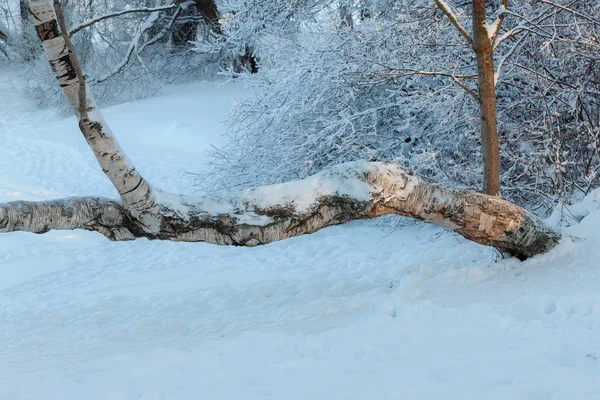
[0,0,561,260]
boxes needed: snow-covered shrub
[206,1,482,192]
[206,0,600,213]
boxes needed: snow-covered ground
[1,65,600,399]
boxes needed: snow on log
[0,162,560,259]
[147,161,561,259]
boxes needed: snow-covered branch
[490,0,509,42]
[536,0,600,26]
[434,0,472,45]
[92,11,163,83]
[0,160,561,260]
[68,4,177,36]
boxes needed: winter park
[1,0,600,398]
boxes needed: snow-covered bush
[205,1,485,194]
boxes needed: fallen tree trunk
[0,0,561,261]
[0,161,560,259]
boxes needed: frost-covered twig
[68,4,177,36]
[92,11,162,83]
[434,0,472,44]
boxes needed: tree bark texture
[472,0,501,196]
[172,0,221,46]
[0,160,560,260]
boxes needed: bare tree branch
[91,10,166,84]
[451,74,479,101]
[536,0,600,26]
[434,0,473,45]
[138,5,183,54]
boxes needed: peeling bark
[4,0,561,261]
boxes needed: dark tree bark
[172,0,221,46]
[194,0,221,34]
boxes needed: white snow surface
[1,66,600,399]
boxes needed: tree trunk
[5,0,561,261]
[172,0,221,47]
[0,161,560,260]
[194,0,221,35]
[472,0,501,196]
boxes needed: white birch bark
[0,160,560,260]
[30,0,157,222]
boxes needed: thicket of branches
[0,0,250,109]
[206,0,600,215]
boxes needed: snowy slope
[1,66,599,400]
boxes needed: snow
[153,161,373,225]
[240,161,373,213]
[1,64,600,399]
[155,161,407,226]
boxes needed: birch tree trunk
[0,0,561,261]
